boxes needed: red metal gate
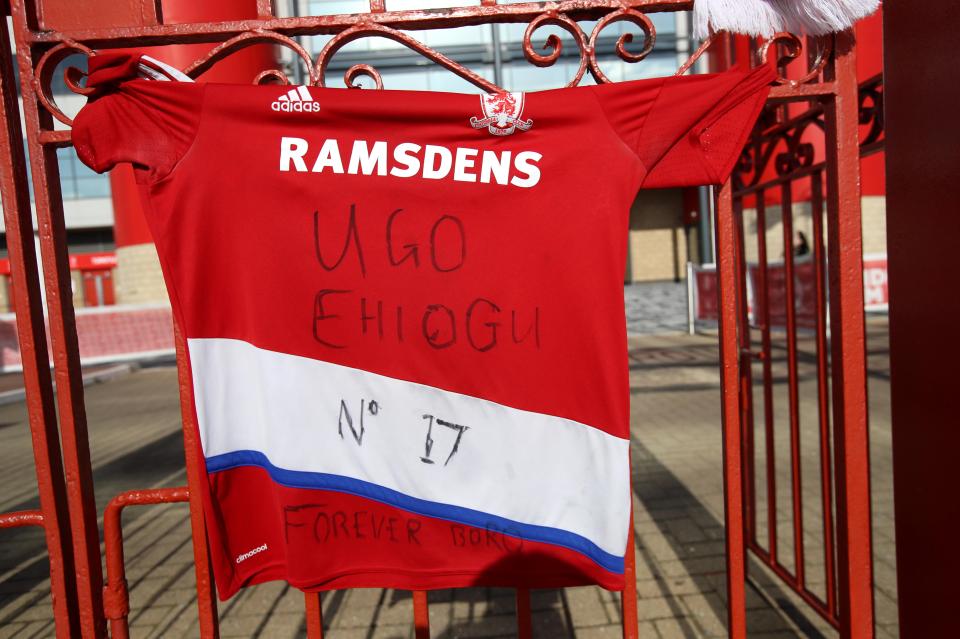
[0,1,876,637]
[718,33,879,637]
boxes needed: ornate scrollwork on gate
[35,39,97,126]
[858,74,884,148]
[521,8,655,87]
[183,29,314,86]
[315,22,501,91]
[33,3,832,129]
[758,32,832,86]
[732,72,885,191]
[731,105,826,190]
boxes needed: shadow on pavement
[0,428,187,627]
[631,438,829,638]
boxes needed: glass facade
[57,146,111,199]
[302,1,687,91]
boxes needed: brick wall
[626,191,886,284]
[627,188,698,283]
[739,195,887,264]
[115,243,170,304]
[0,276,10,313]
[0,304,173,370]
[861,195,887,255]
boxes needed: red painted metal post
[715,180,748,638]
[516,588,532,639]
[102,487,191,639]
[620,508,638,639]
[810,170,838,617]
[754,192,778,562]
[304,592,324,638]
[0,510,44,528]
[726,32,876,633]
[731,197,757,569]
[779,183,806,585]
[822,30,875,639]
[0,9,82,637]
[412,590,430,638]
[174,325,222,638]
[9,1,107,634]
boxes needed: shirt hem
[221,563,626,600]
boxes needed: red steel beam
[753,193,779,561]
[731,197,758,562]
[102,487,190,639]
[173,325,221,638]
[715,180,748,638]
[304,592,324,638]
[0,9,82,637]
[10,58,107,639]
[822,31,875,639]
[779,182,806,587]
[256,0,273,19]
[516,588,532,639]
[6,4,102,637]
[0,509,44,528]
[620,507,638,639]
[412,590,430,639]
[810,170,838,618]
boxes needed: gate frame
[717,29,877,637]
[0,1,875,637]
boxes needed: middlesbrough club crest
[470,91,533,136]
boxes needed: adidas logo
[271,85,321,113]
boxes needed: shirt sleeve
[590,64,776,188]
[72,53,204,182]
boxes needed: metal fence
[720,33,879,637]
[0,1,875,637]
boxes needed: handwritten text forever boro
[279,137,543,188]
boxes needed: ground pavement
[0,283,896,637]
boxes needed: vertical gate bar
[0,11,81,637]
[304,592,324,638]
[174,326,221,638]
[621,505,638,639]
[754,191,778,560]
[516,588,532,639]
[810,170,838,618]
[732,196,757,554]
[8,5,106,633]
[779,182,805,586]
[715,180,747,639]
[102,488,190,639]
[412,590,430,638]
[256,0,274,19]
[822,31,875,638]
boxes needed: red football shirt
[73,52,774,599]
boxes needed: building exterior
[0,54,116,312]
[0,1,885,313]
[728,9,886,268]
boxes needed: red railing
[0,1,876,638]
[721,36,881,636]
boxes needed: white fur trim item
[693,0,881,38]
